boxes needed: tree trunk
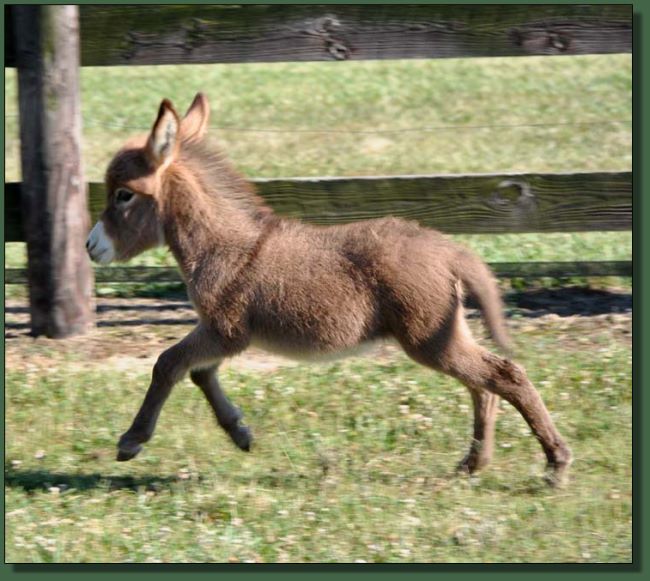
[13,5,95,337]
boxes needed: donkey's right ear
[181,93,210,142]
[146,99,180,169]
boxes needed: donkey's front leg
[117,326,225,461]
[190,364,252,451]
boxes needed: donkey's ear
[181,92,210,141]
[146,99,180,169]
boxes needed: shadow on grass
[5,302,193,315]
[5,287,632,335]
[464,475,551,496]
[459,286,632,318]
[4,317,199,331]
[4,468,181,493]
[505,287,632,317]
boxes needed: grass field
[4,54,633,563]
[4,55,632,181]
[5,310,632,563]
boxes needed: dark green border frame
[1,0,643,577]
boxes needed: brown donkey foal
[87,94,572,486]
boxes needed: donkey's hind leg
[190,364,252,451]
[404,303,571,486]
[438,343,571,486]
[457,389,499,474]
[472,349,572,486]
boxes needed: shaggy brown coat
[90,94,572,486]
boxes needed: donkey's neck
[161,174,262,290]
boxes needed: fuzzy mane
[180,137,273,222]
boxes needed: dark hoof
[116,446,142,462]
[229,424,252,452]
[116,436,143,462]
[544,448,573,488]
[456,453,490,475]
[544,460,572,488]
[456,456,476,475]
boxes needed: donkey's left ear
[181,92,210,142]
[146,99,180,169]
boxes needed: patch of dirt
[4,298,405,375]
[5,287,631,375]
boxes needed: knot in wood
[327,40,350,60]
[305,14,351,60]
[547,31,571,52]
[509,27,572,54]
[489,180,536,211]
[318,15,341,33]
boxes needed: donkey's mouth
[89,248,115,265]
[86,221,116,264]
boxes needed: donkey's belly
[249,334,378,363]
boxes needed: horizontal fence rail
[4,261,633,286]
[5,172,632,242]
[5,4,632,67]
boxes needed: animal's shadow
[4,466,317,495]
[4,468,180,493]
[4,287,632,334]
[505,287,632,317]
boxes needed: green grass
[4,55,632,562]
[4,55,632,181]
[5,319,632,563]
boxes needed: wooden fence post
[12,5,95,337]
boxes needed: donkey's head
[86,93,210,264]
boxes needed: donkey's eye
[115,188,135,205]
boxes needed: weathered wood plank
[4,4,633,67]
[12,6,95,338]
[3,171,633,241]
[3,261,633,286]
[253,172,632,233]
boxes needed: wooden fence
[4,5,634,66]
[5,4,633,292]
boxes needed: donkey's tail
[456,250,512,356]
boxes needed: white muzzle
[86,221,116,265]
